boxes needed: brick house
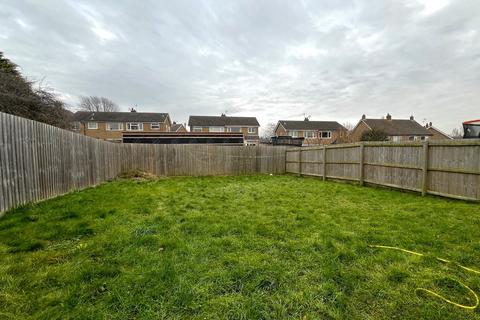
[188,114,260,145]
[171,122,187,133]
[71,111,172,142]
[349,114,432,142]
[274,118,347,146]
[425,122,452,140]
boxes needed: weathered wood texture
[0,113,286,215]
[286,141,480,201]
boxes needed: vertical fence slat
[0,111,479,215]
[421,141,429,196]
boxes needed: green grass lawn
[0,175,479,319]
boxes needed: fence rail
[1,112,479,216]
[0,112,286,215]
[285,140,480,201]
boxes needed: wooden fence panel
[1,111,479,216]
[285,141,480,202]
[0,112,288,215]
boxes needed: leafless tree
[261,122,277,142]
[342,122,355,131]
[450,127,464,139]
[79,96,119,112]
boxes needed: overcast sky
[1,0,479,133]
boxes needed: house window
[150,122,160,130]
[87,122,98,130]
[392,136,401,142]
[192,127,202,132]
[287,130,299,137]
[304,131,315,138]
[107,122,123,131]
[126,123,144,131]
[209,126,225,132]
[248,127,256,134]
[320,131,331,139]
[409,136,415,141]
[71,122,80,130]
[227,127,241,133]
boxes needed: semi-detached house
[71,111,172,142]
[188,114,260,145]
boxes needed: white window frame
[126,123,144,131]
[209,126,225,133]
[248,127,256,134]
[288,130,299,137]
[304,131,315,138]
[227,127,241,133]
[150,122,160,130]
[192,126,203,132]
[392,136,401,142]
[87,122,98,130]
[106,122,123,131]
[320,131,331,139]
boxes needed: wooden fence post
[421,141,429,196]
[322,145,327,181]
[359,142,365,186]
[298,148,302,176]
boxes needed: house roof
[171,123,185,132]
[426,126,453,139]
[278,120,345,131]
[188,115,260,127]
[362,119,431,136]
[72,111,169,122]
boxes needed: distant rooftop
[361,114,431,136]
[278,119,345,131]
[72,111,169,122]
[188,115,260,127]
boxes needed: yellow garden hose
[368,244,480,310]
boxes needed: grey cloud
[1,0,479,132]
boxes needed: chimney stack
[410,115,414,121]
[386,113,392,120]
[361,114,366,120]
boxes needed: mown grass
[0,175,479,319]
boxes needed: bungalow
[349,114,432,142]
[188,114,260,145]
[274,118,347,146]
